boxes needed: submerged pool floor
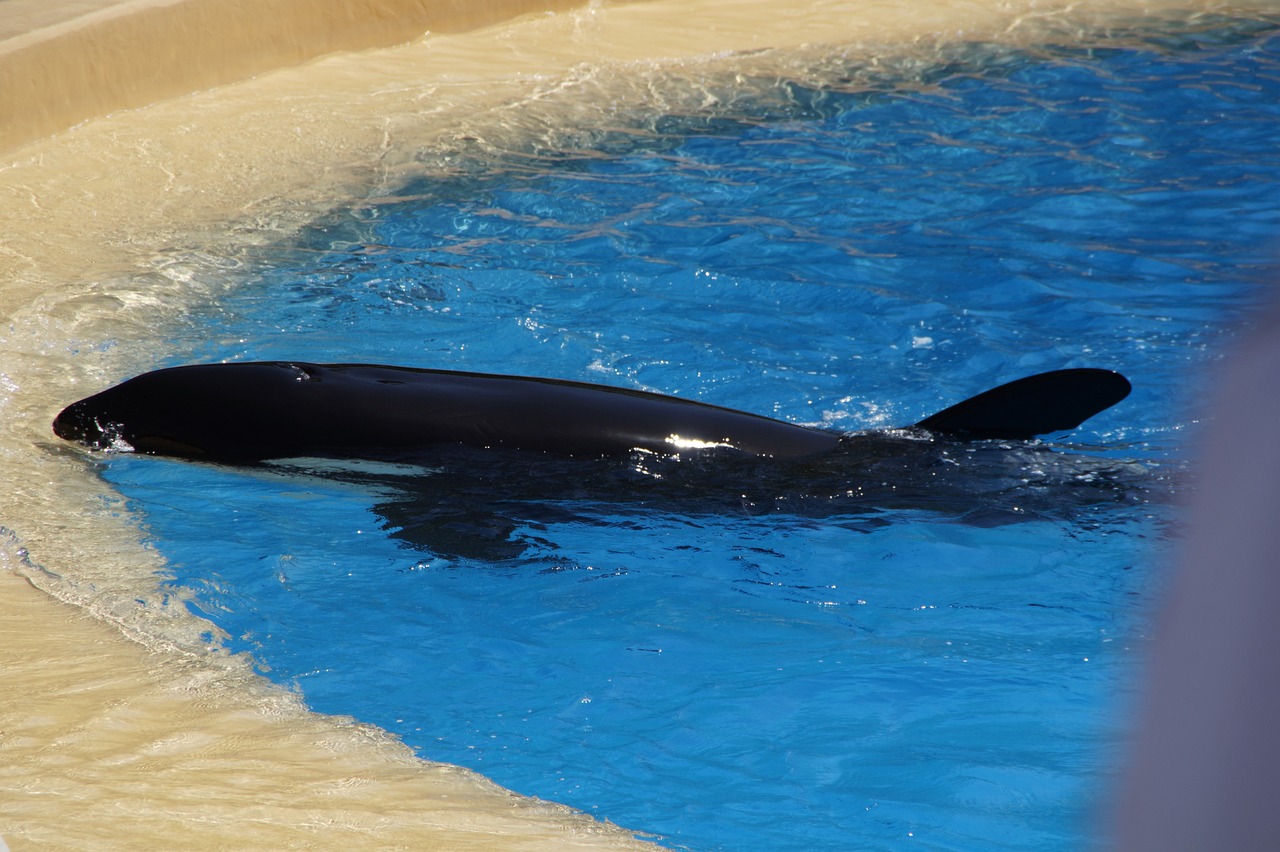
[101,18,1277,851]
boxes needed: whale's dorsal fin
[914,368,1131,440]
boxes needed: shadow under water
[263,434,1165,561]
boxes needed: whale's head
[53,393,137,452]
[53,362,328,461]
[54,365,250,458]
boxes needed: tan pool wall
[0,0,589,154]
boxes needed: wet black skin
[53,362,843,462]
[53,362,1139,558]
[52,362,1130,463]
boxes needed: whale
[52,362,1138,558]
[52,361,1130,463]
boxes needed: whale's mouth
[52,401,135,453]
[52,401,101,445]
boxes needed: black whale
[53,362,1138,558]
[53,362,1130,463]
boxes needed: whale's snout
[53,398,118,450]
[53,400,91,442]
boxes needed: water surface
[81,15,1280,852]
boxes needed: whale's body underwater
[53,362,1139,557]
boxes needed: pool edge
[0,0,593,156]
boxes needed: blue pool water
[100,19,1276,851]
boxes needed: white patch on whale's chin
[264,457,440,477]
